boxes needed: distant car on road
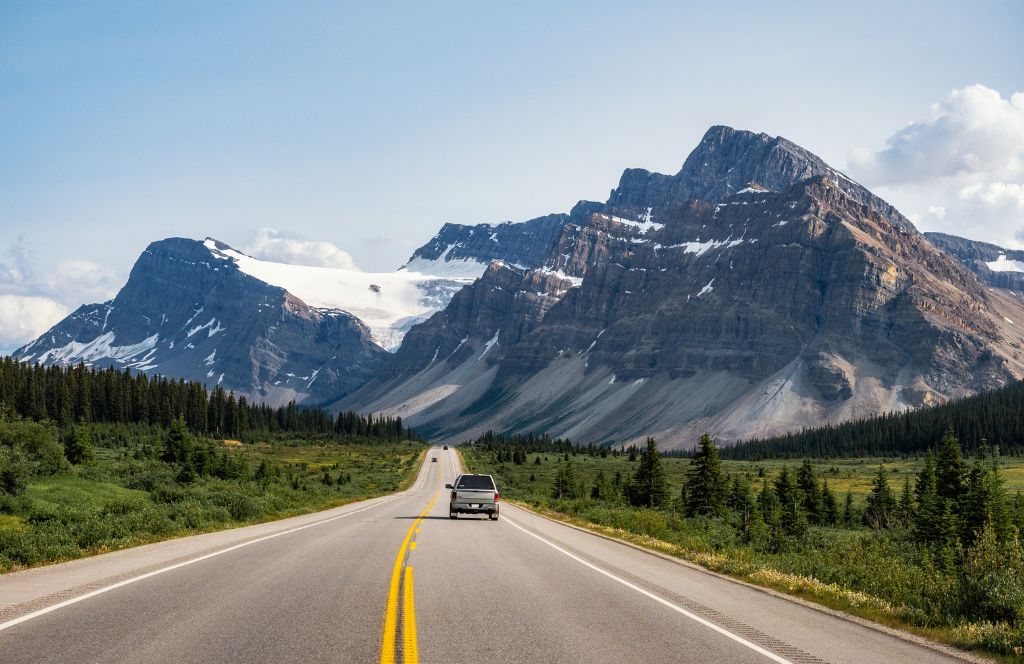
[447,474,499,520]
[443,444,448,450]
[431,457,437,462]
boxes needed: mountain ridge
[335,127,1024,447]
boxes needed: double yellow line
[380,459,442,663]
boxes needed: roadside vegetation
[0,358,424,572]
[464,431,1024,658]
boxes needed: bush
[959,525,1024,623]
[0,419,69,494]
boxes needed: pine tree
[627,438,669,509]
[64,423,94,465]
[683,434,726,517]
[843,491,854,525]
[729,474,756,532]
[914,449,941,543]
[897,475,915,527]
[758,479,783,543]
[820,478,838,526]
[161,416,192,464]
[936,428,966,506]
[796,459,822,524]
[551,461,578,500]
[962,443,1013,544]
[863,466,896,529]
[591,470,611,500]
[773,467,806,536]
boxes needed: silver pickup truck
[447,474,500,520]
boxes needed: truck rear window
[457,476,495,490]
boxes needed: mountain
[336,126,1024,448]
[924,232,1024,298]
[16,125,1024,448]
[10,239,468,405]
[12,215,568,405]
[14,238,386,406]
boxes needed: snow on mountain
[988,254,1024,273]
[31,329,160,369]
[204,239,487,350]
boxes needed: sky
[1,1,1023,352]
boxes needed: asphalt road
[0,448,975,664]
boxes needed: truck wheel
[489,512,498,521]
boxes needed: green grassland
[463,446,1024,659]
[0,429,423,573]
[474,451,1024,507]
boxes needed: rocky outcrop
[404,213,573,270]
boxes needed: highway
[0,447,975,663]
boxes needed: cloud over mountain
[243,228,361,270]
[849,84,1024,249]
[0,237,122,353]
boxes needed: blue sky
[1,1,1023,351]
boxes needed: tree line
[722,379,1024,459]
[0,357,415,442]
[676,431,1022,558]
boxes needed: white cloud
[849,85,1024,249]
[0,237,125,353]
[0,234,33,285]
[0,295,68,354]
[850,84,1024,185]
[243,228,361,270]
[41,259,122,307]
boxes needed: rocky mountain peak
[608,125,916,234]
[338,127,1024,448]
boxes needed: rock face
[403,213,571,269]
[337,126,1024,448]
[925,232,1024,298]
[15,238,388,406]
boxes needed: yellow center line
[379,452,443,664]
[402,567,418,664]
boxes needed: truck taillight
[494,492,500,503]
[451,490,457,501]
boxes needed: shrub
[959,525,1024,623]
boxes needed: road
[0,447,974,663]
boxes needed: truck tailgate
[454,489,495,504]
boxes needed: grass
[27,476,150,512]
[464,447,1024,660]
[0,435,425,573]
[483,451,1024,508]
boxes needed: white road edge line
[503,515,794,664]
[0,470,430,633]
